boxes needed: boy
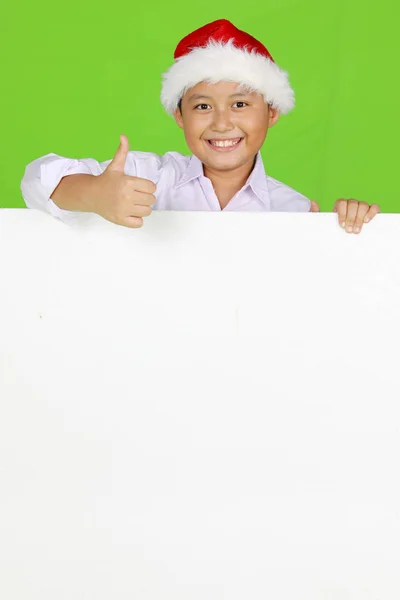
[21,19,380,234]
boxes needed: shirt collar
[175,154,204,188]
[174,151,270,208]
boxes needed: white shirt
[20,149,311,224]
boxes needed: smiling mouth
[206,137,243,151]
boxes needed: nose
[210,107,234,132]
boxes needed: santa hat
[161,19,295,116]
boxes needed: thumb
[107,134,129,172]
[310,200,320,213]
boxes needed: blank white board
[0,208,400,600]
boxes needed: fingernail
[354,227,360,233]
[341,222,346,228]
[347,227,353,232]
[364,218,369,223]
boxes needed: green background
[1,0,398,212]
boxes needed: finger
[127,176,157,195]
[309,200,320,212]
[129,204,153,218]
[108,134,130,173]
[122,216,144,229]
[126,191,156,207]
[353,202,370,234]
[335,199,348,228]
[345,200,359,232]
[363,204,381,223]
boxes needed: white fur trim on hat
[161,39,295,116]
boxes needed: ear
[267,105,280,128]
[173,107,184,129]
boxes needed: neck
[203,155,257,209]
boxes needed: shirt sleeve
[267,178,312,213]
[20,152,136,225]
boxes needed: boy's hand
[333,199,380,233]
[310,199,381,234]
[92,134,156,228]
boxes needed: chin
[208,150,249,163]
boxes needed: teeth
[209,139,241,147]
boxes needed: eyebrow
[187,92,250,102]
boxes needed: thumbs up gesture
[93,134,157,228]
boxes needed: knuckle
[120,185,131,202]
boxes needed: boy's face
[173,81,279,173]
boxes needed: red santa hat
[161,19,295,116]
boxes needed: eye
[194,101,249,110]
